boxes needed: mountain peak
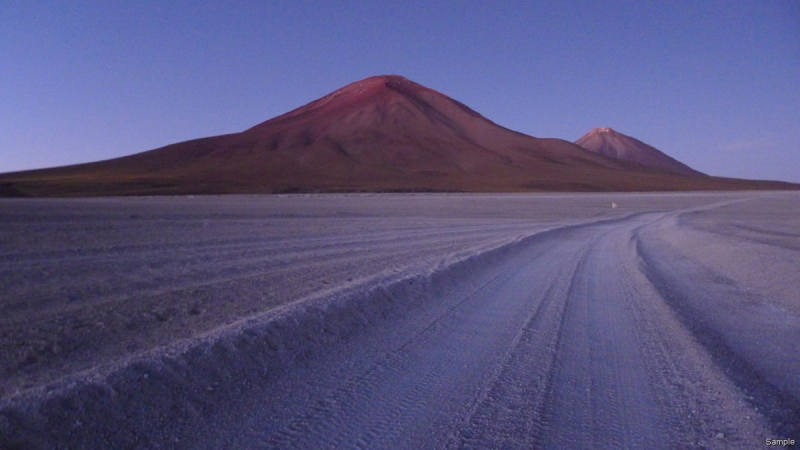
[326,74,416,96]
[246,74,489,135]
[576,128,703,176]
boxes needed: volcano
[0,76,794,196]
[575,127,703,176]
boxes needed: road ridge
[634,212,800,438]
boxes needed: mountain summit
[575,127,703,176]
[1,76,793,196]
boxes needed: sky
[2,1,799,182]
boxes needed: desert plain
[1,191,799,448]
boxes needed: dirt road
[1,193,798,448]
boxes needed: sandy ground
[0,192,798,448]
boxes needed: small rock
[715,432,724,439]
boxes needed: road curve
[1,194,798,449]
[211,211,777,450]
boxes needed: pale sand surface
[1,192,798,448]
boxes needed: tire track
[452,233,596,449]
[533,214,672,449]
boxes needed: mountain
[0,76,795,196]
[575,127,702,176]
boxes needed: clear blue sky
[2,1,799,182]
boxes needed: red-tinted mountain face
[0,76,794,196]
[575,127,703,176]
[226,75,624,181]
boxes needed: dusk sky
[2,1,799,182]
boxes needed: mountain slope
[575,127,703,176]
[0,76,795,196]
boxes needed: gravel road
[1,192,798,448]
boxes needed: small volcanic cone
[575,127,703,176]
